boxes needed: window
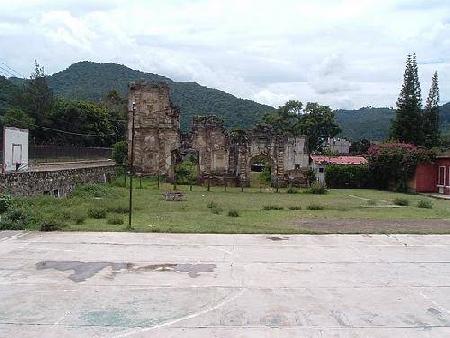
[438,166,446,186]
[318,167,325,173]
[53,189,60,198]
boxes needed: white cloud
[0,0,449,108]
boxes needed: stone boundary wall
[0,164,116,197]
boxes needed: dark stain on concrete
[35,261,130,283]
[266,236,289,241]
[136,263,216,278]
[36,261,216,282]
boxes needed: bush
[227,209,240,217]
[211,206,223,215]
[0,207,31,230]
[325,164,370,188]
[70,210,87,225]
[88,207,107,219]
[112,141,127,166]
[263,205,284,210]
[207,201,218,209]
[308,181,327,194]
[393,198,409,206]
[368,143,435,192]
[39,218,62,232]
[106,204,129,214]
[286,187,298,194]
[288,206,302,210]
[307,203,325,210]
[73,184,109,198]
[107,213,124,225]
[417,199,433,209]
[0,194,12,214]
[175,159,197,185]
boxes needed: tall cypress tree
[391,54,423,145]
[423,71,440,148]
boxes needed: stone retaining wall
[0,164,116,197]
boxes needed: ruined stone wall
[128,83,180,177]
[190,116,230,176]
[0,164,116,197]
[128,81,309,186]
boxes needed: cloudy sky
[0,0,449,109]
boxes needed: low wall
[0,164,116,197]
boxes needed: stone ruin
[128,82,309,187]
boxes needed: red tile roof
[310,155,368,165]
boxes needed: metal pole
[128,102,136,229]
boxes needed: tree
[1,108,35,130]
[391,54,423,145]
[262,100,303,136]
[112,141,128,166]
[423,71,440,148]
[262,100,340,152]
[20,62,54,143]
[300,103,341,153]
[350,139,371,154]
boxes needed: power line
[4,116,118,138]
[0,61,25,78]
[0,65,15,78]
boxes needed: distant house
[310,155,368,183]
[325,138,351,154]
[412,153,450,196]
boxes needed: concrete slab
[0,231,449,337]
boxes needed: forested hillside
[45,62,275,130]
[336,105,450,141]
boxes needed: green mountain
[45,61,275,130]
[3,61,449,142]
[336,105,450,141]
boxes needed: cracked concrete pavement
[0,231,449,337]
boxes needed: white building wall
[3,127,29,172]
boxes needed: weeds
[88,207,107,219]
[393,198,409,206]
[263,205,284,210]
[417,199,433,209]
[307,203,325,210]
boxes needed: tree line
[1,63,126,146]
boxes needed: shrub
[175,159,197,185]
[207,201,218,209]
[0,194,13,214]
[393,198,409,206]
[39,218,62,232]
[112,141,127,166]
[307,203,325,210]
[263,205,284,210]
[69,210,87,225]
[288,206,302,210]
[417,199,433,209]
[308,181,327,194]
[211,206,223,215]
[0,207,31,230]
[73,184,109,198]
[325,164,370,188]
[106,204,129,214]
[88,207,107,219]
[107,214,124,225]
[368,143,435,192]
[227,209,240,217]
[286,187,298,194]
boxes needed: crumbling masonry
[128,83,309,187]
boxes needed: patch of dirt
[291,219,450,234]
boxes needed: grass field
[6,177,450,234]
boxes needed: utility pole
[128,101,136,229]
